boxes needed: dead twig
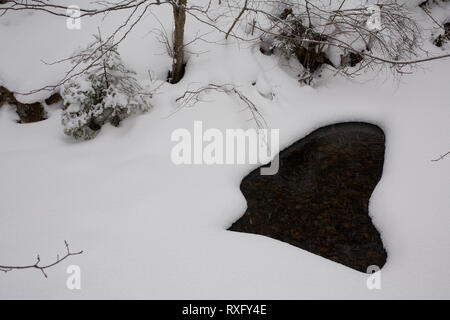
[225,0,248,39]
[0,241,83,278]
[432,150,450,162]
[175,83,266,129]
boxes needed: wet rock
[229,122,387,273]
[434,22,450,47]
[341,52,364,68]
[280,8,293,20]
[16,102,46,123]
[0,86,16,107]
[0,86,46,123]
[45,92,62,105]
[260,41,274,56]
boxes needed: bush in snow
[260,1,421,83]
[61,34,152,140]
[268,11,332,84]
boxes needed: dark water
[229,122,387,273]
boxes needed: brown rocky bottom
[229,122,387,273]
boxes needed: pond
[229,122,387,273]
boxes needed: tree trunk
[171,0,187,84]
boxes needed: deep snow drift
[0,1,449,299]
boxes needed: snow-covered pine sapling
[61,33,152,140]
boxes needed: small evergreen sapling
[61,34,152,140]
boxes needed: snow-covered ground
[0,1,449,299]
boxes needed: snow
[0,1,449,299]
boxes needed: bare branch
[0,241,83,278]
[225,0,248,39]
[432,150,450,162]
[175,83,266,129]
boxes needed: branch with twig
[225,0,248,39]
[0,241,83,278]
[1,0,167,96]
[432,150,450,162]
[245,0,450,81]
[174,83,266,129]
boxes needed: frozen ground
[0,1,449,299]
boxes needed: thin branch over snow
[175,83,267,129]
[432,150,450,162]
[225,0,248,39]
[0,241,83,278]
[0,0,167,95]
[3,0,450,94]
